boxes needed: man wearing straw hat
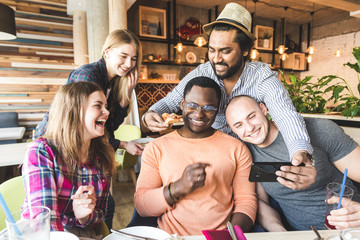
[225,95,360,231]
[142,3,314,169]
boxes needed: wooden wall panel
[0,0,72,140]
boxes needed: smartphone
[249,162,305,182]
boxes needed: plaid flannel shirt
[22,138,111,231]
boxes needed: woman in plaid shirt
[22,82,116,239]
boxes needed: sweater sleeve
[232,144,257,223]
[259,70,313,159]
[134,143,173,216]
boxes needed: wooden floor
[112,172,136,230]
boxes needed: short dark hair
[183,77,222,104]
[209,23,254,61]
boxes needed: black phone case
[249,162,304,182]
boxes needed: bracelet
[141,110,156,129]
[168,182,179,202]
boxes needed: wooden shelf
[142,60,199,67]
[139,36,170,44]
[138,79,180,84]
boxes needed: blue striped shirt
[149,60,313,159]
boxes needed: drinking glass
[5,206,50,240]
[325,182,354,229]
[341,228,360,240]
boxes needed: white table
[183,229,341,240]
[0,142,28,167]
[104,229,341,240]
[0,127,26,141]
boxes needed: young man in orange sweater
[135,76,257,236]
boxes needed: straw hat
[203,2,256,41]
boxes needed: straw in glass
[0,193,22,237]
[337,168,348,209]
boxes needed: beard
[210,56,244,80]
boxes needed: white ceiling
[166,0,360,25]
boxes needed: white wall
[300,22,360,98]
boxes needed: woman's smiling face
[105,43,138,79]
[82,91,109,142]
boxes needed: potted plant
[332,47,360,117]
[279,71,347,114]
[262,30,272,48]
[279,46,360,126]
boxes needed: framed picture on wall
[254,25,274,50]
[139,6,166,39]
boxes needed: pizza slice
[162,113,184,124]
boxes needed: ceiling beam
[306,0,360,12]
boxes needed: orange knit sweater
[134,130,257,236]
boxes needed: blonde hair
[101,29,142,114]
[44,82,115,177]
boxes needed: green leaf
[344,62,360,73]
[353,47,360,63]
[351,106,360,117]
[289,74,297,86]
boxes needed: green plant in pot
[280,47,360,117]
[280,71,326,113]
[279,71,347,114]
[261,30,272,48]
[332,47,360,117]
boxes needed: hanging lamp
[276,7,288,55]
[250,49,259,60]
[194,1,207,47]
[334,49,341,57]
[174,42,184,52]
[0,3,16,40]
[307,54,313,63]
[306,4,315,55]
[277,45,287,55]
[249,0,259,60]
[280,53,288,61]
[194,36,207,47]
[175,7,185,52]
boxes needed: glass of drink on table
[6,206,50,240]
[325,182,354,229]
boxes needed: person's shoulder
[196,61,215,75]
[28,138,55,155]
[245,61,275,78]
[25,138,57,166]
[146,131,177,148]
[214,130,244,145]
[70,59,103,75]
[304,117,340,131]
[29,138,48,149]
[247,60,271,70]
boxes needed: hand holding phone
[249,161,317,190]
[249,162,305,182]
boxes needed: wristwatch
[306,153,315,166]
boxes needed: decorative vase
[263,39,270,48]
